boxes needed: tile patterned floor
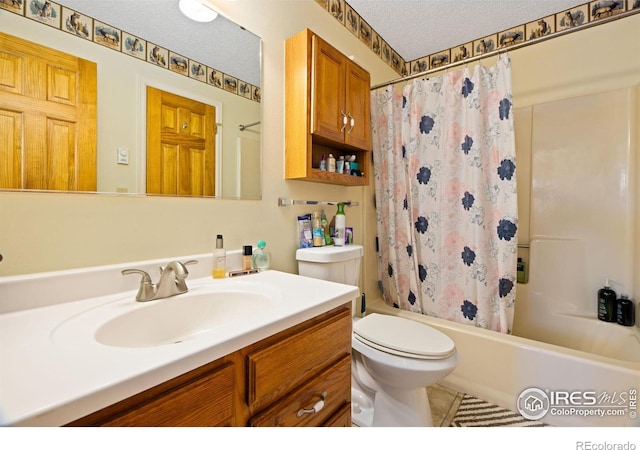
[427,384,465,427]
[352,383,464,427]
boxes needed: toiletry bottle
[319,153,326,171]
[333,202,346,246]
[252,240,271,271]
[616,295,635,327]
[312,211,324,247]
[344,158,350,175]
[328,214,336,245]
[320,210,330,245]
[243,245,253,270]
[336,155,344,174]
[327,154,336,173]
[597,278,617,322]
[212,234,226,278]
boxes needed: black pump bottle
[597,279,616,322]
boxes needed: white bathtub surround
[0,254,359,426]
[514,239,640,362]
[367,296,640,427]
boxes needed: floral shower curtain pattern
[371,54,518,333]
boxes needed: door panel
[344,62,371,150]
[311,36,346,143]
[0,109,21,189]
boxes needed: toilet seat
[353,313,455,360]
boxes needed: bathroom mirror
[0,0,262,199]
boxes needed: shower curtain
[371,54,518,333]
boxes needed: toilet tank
[296,245,363,286]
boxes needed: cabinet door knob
[347,113,355,134]
[340,110,347,132]
[296,391,326,417]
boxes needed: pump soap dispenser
[597,278,617,322]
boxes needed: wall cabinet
[285,28,371,186]
[66,304,352,427]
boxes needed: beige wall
[0,1,396,284]
[1,3,639,306]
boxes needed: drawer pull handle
[296,392,326,417]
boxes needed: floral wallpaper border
[0,0,261,103]
[316,0,640,77]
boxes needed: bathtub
[366,296,640,427]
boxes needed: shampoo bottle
[616,295,635,327]
[252,240,271,271]
[327,154,336,173]
[212,234,226,278]
[320,210,330,245]
[312,211,324,247]
[333,202,346,246]
[517,258,526,283]
[597,278,617,322]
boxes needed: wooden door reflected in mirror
[146,87,216,197]
[0,33,97,191]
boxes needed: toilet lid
[353,313,455,359]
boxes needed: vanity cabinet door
[311,36,347,144]
[311,35,371,151]
[343,61,371,150]
[248,356,351,427]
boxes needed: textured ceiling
[53,1,589,85]
[348,0,586,61]
[55,0,262,87]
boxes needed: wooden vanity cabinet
[285,28,371,186]
[66,303,352,427]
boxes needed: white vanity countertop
[0,260,358,426]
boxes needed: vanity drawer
[249,355,351,427]
[246,307,351,406]
[69,361,235,427]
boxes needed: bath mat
[450,394,548,427]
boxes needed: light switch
[117,148,129,165]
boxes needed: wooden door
[344,60,371,150]
[146,87,216,196]
[0,32,97,191]
[311,35,346,144]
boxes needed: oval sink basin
[95,291,273,348]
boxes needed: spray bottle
[333,203,346,246]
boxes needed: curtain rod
[371,9,639,91]
[238,121,261,131]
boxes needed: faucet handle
[181,259,198,275]
[122,268,156,302]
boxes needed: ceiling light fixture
[178,0,218,23]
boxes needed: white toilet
[296,245,458,427]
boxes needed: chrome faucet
[122,260,198,302]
